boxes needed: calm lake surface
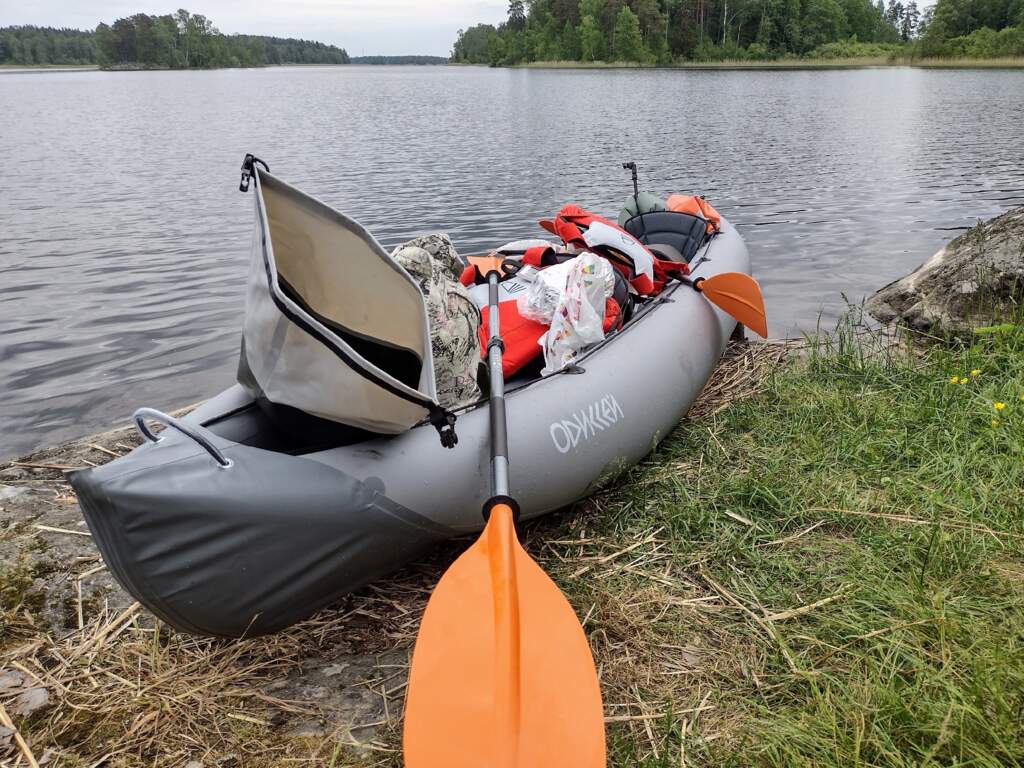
[1,65,1023,459]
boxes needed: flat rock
[867,206,1024,335]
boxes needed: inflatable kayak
[69,160,753,639]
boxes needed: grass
[558,316,1024,766]
[2,321,1023,766]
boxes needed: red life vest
[539,204,688,295]
[466,253,627,378]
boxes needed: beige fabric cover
[239,169,439,434]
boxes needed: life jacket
[539,204,689,295]
[463,255,628,378]
[666,195,721,235]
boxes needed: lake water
[1,65,1023,459]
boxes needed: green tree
[562,19,580,58]
[452,23,499,62]
[508,0,527,29]
[612,4,646,59]
[577,12,605,58]
[802,0,847,48]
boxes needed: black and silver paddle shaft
[486,270,511,502]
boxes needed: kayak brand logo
[550,394,625,454]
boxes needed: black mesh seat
[622,211,707,263]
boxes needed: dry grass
[0,341,787,767]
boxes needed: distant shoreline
[5,57,1022,74]
[515,56,1024,70]
[0,62,448,74]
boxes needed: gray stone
[0,485,31,501]
[867,206,1024,335]
[12,686,50,717]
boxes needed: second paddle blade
[404,510,606,768]
[699,271,769,338]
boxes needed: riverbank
[518,56,1024,69]
[0,64,97,72]
[2,322,1022,766]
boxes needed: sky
[0,0,509,56]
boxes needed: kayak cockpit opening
[222,157,728,453]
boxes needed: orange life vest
[665,195,721,235]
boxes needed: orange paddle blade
[404,504,606,768]
[468,254,506,277]
[698,272,768,338]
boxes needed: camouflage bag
[392,234,482,409]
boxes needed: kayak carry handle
[132,407,233,468]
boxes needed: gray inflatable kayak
[69,186,750,639]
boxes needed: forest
[451,0,1024,63]
[0,11,350,68]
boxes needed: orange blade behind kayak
[404,504,606,768]
[698,271,768,338]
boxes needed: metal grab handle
[132,408,232,468]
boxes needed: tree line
[0,11,350,69]
[452,0,1023,64]
[0,26,96,65]
[919,0,1024,56]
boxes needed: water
[1,65,1022,459]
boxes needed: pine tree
[508,0,527,30]
[612,5,645,61]
[900,0,920,39]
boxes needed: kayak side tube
[68,438,456,638]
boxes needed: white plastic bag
[540,253,614,374]
[517,259,578,324]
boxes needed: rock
[867,206,1024,335]
[12,686,50,717]
[0,485,31,501]
[0,670,27,693]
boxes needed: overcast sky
[0,0,509,56]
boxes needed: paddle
[404,262,606,768]
[682,271,769,338]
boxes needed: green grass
[556,318,1024,766]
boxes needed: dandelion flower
[950,376,960,384]
[971,369,982,377]
[992,419,1000,428]
[994,402,1006,411]
[960,379,968,386]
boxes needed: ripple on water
[1,65,1023,458]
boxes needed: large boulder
[867,206,1024,335]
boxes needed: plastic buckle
[429,408,458,449]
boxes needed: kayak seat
[646,243,686,263]
[622,211,707,263]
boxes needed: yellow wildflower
[950,376,960,384]
[971,369,982,377]
[960,379,967,386]
[991,419,1000,428]
[994,402,1006,411]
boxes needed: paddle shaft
[484,268,522,764]
[486,271,510,498]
